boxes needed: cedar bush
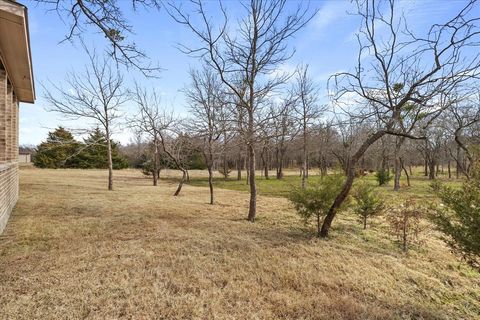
[289,174,345,237]
[352,181,384,229]
[431,163,480,269]
[375,168,391,186]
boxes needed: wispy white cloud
[269,62,297,80]
[312,1,352,33]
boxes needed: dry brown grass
[0,168,479,319]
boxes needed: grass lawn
[0,168,478,319]
[175,168,462,202]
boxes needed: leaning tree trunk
[174,169,187,196]
[320,131,386,238]
[400,157,410,187]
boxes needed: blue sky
[19,0,473,145]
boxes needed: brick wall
[0,162,18,233]
[0,68,20,234]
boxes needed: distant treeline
[32,127,207,171]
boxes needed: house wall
[19,153,31,163]
[0,68,19,234]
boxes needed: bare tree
[291,64,323,188]
[449,92,480,178]
[323,0,480,237]
[44,47,126,190]
[167,0,316,221]
[271,98,296,179]
[185,66,225,204]
[131,85,188,196]
[130,85,162,186]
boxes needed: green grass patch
[173,169,464,203]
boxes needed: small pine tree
[352,181,384,229]
[289,174,345,237]
[431,162,480,269]
[375,168,391,186]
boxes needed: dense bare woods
[166,0,316,221]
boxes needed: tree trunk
[222,155,228,180]
[400,158,410,187]
[319,153,327,176]
[448,160,451,178]
[174,170,187,196]
[394,157,401,191]
[237,151,242,180]
[153,142,159,186]
[320,131,386,237]
[302,121,307,189]
[393,138,404,191]
[261,146,269,180]
[424,157,428,176]
[456,144,460,179]
[152,168,158,186]
[277,148,284,179]
[203,147,214,205]
[208,166,214,205]
[106,128,114,191]
[247,143,257,221]
[363,215,367,230]
[428,158,436,180]
[246,149,250,185]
